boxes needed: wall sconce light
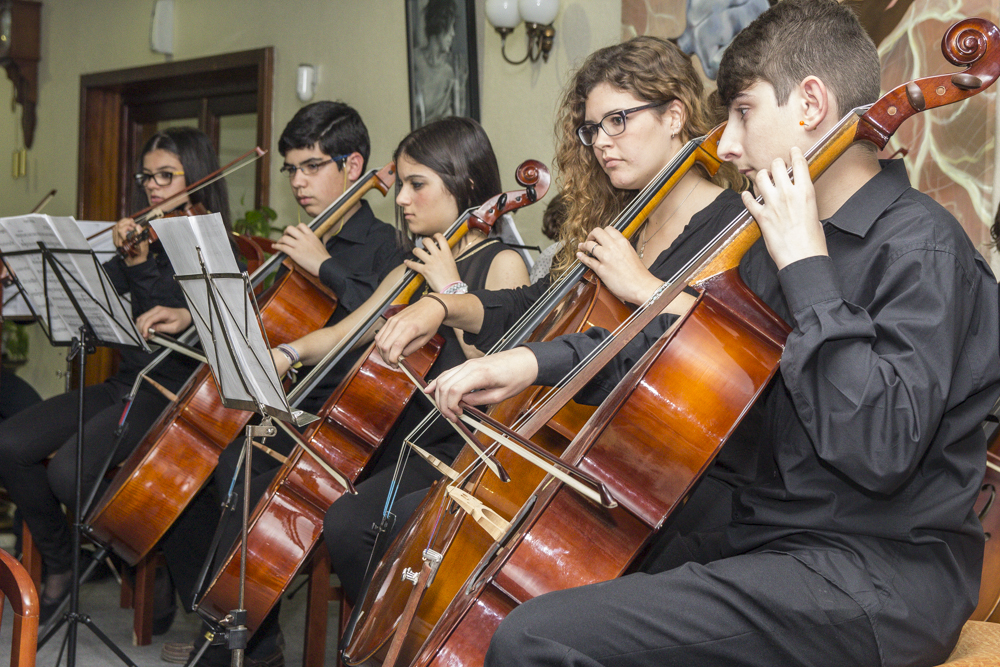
[485,0,559,65]
[296,64,317,102]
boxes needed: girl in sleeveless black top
[264,117,530,607]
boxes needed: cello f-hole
[466,494,538,595]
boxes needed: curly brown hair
[551,36,729,275]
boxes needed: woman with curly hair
[377,35,745,363]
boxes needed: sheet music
[152,213,304,424]
[2,219,117,318]
[0,214,146,348]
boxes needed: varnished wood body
[343,279,632,666]
[196,338,443,633]
[411,269,788,667]
[85,263,338,565]
[972,452,1000,622]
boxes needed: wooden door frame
[76,47,273,385]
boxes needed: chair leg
[131,550,163,646]
[304,547,332,667]
[19,521,42,593]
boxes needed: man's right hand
[376,296,448,366]
[425,347,539,422]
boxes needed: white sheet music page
[151,213,295,422]
[0,214,144,347]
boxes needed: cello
[84,163,396,565]
[396,18,1000,667]
[195,161,551,635]
[342,125,732,666]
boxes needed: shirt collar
[330,199,377,245]
[823,159,910,238]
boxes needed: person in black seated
[260,116,532,608]
[155,101,405,665]
[426,2,1000,664]
[371,36,751,606]
[0,127,231,624]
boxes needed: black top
[104,241,200,393]
[530,160,1000,662]
[317,200,406,317]
[467,189,745,353]
[298,200,404,414]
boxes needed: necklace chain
[638,178,700,259]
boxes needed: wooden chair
[0,547,39,667]
[937,621,1000,666]
[302,541,348,667]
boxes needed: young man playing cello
[158,101,402,666]
[422,1,1000,664]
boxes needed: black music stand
[1,240,149,667]
[150,214,316,666]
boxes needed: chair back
[0,548,39,667]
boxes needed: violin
[195,160,551,637]
[85,163,396,567]
[342,127,730,666]
[392,18,1000,667]
[117,147,265,259]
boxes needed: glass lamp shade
[518,0,559,25]
[485,0,521,29]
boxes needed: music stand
[151,213,316,665]
[0,218,150,667]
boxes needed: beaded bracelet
[440,280,468,295]
[276,343,300,364]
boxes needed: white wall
[0,0,621,397]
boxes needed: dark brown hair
[717,0,880,118]
[393,116,502,244]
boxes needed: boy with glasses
[158,101,402,667]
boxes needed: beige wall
[0,0,621,397]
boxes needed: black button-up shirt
[529,160,1000,664]
[298,200,404,413]
[317,200,405,320]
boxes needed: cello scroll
[857,18,1000,148]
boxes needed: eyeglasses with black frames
[576,101,667,146]
[279,153,351,178]
[134,170,185,187]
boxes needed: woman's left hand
[136,306,192,339]
[577,227,663,305]
[404,233,461,293]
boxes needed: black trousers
[0,381,167,573]
[478,469,882,667]
[485,550,881,667]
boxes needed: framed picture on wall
[405,0,480,129]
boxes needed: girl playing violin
[377,36,744,376]
[0,127,232,623]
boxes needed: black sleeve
[318,242,406,314]
[103,248,188,319]
[522,312,677,405]
[462,276,551,352]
